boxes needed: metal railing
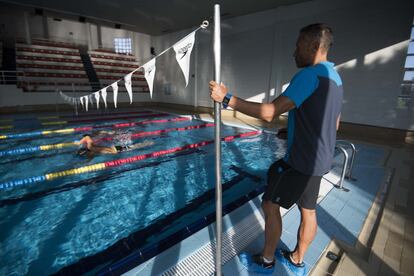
[0,70,96,92]
[0,70,22,85]
[30,36,88,47]
[334,140,357,190]
[0,70,149,94]
[336,140,356,180]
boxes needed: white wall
[46,18,88,45]
[153,0,414,130]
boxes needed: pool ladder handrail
[335,140,357,190]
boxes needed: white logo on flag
[124,72,133,104]
[143,58,156,99]
[101,87,108,108]
[111,82,119,108]
[94,91,100,109]
[173,31,195,87]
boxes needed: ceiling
[1,0,311,35]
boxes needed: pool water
[0,111,286,275]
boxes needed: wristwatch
[222,93,233,109]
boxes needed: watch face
[224,94,231,104]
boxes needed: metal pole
[213,4,222,276]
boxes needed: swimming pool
[0,109,286,275]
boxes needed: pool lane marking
[0,130,260,189]
[42,121,68,126]
[0,125,13,130]
[60,165,262,275]
[0,119,13,123]
[0,116,190,140]
[40,113,169,126]
[0,123,214,157]
[37,116,60,120]
[0,149,204,208]
[19,111,154,122]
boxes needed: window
[114,38,132,54]
[399,19,414,108]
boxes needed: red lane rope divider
[0,130,261,189]
[98,123,215,142]
[104,130,261,167]
[74,117,191,132]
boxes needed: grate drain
[163,207,264,276]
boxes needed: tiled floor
[220,143,387,275]
[322,146,414,276]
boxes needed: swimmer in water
[75,133,154,157]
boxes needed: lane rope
[0,130,260,190]
[0,123,214,157]
[0,116,190,140]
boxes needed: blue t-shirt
[283,61,343,176]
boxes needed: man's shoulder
[312,62,342,86]
[292,67,317,83]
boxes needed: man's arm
[209,81,295,122]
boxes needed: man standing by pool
[209,23,342,274]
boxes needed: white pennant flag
[111,82,119,108]
[173,31,195,87]
[124,72,133,104]
[142,59,156,99]
[89,94,94,109]
[80,96,84,109]
[84,96,89,112]
[101,87,108,108]
[94,91,100,109]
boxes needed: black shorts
[262,159,322,209]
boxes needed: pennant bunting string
[59,20,209,112]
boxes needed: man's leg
[261,200,282,260]
[292,207,317,264]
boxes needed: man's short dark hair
[300,23,333,52]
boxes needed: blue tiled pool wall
[56,164,268,275]
[101,189,270,276]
